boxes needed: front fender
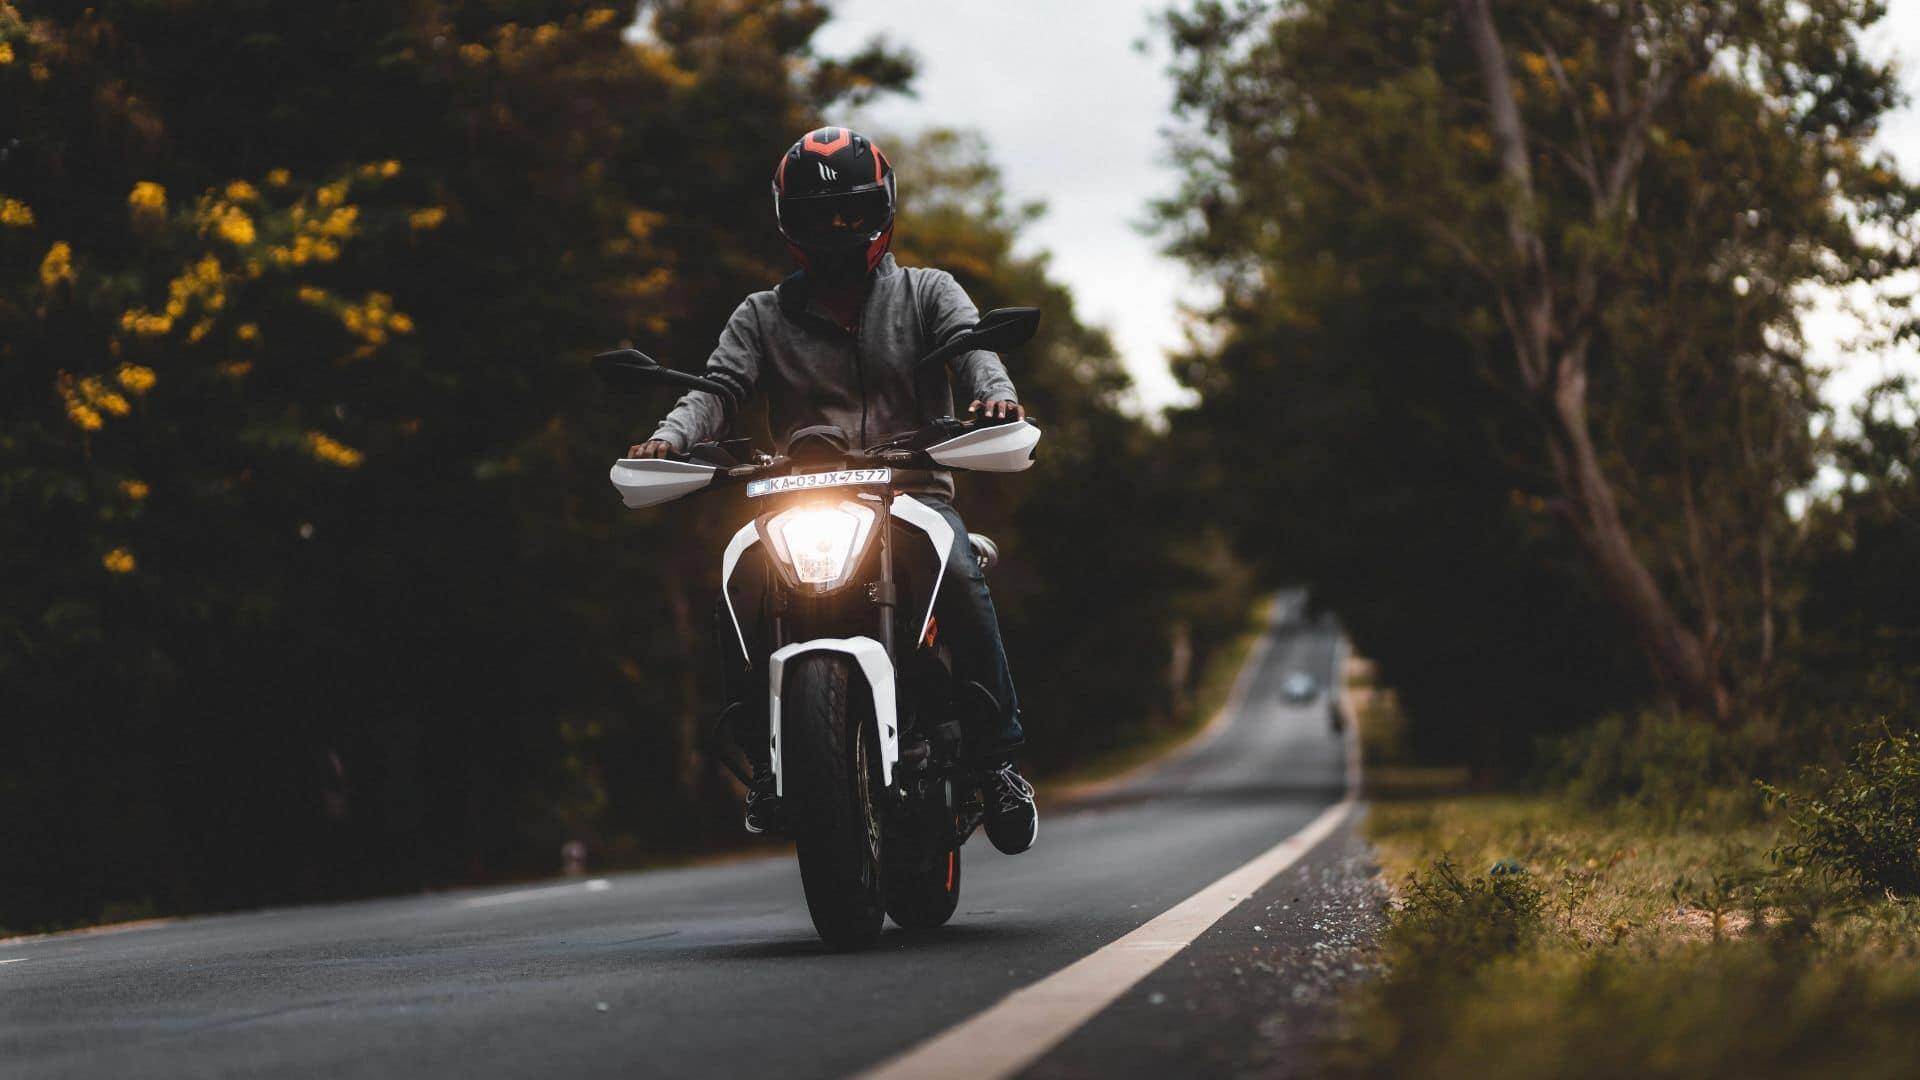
[767,637,899,796]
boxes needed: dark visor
[780,188,892,245]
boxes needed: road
[1,593,1371,1079]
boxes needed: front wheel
[784,653,885,950]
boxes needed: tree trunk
[1458,0,1733,724]
[1547,368,1731,721]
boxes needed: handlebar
[657,412,1026,486]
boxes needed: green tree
[0,1,1246,931]
[1159,0,1917,743]
[0,0,914,927]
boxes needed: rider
[628,127,1038,856]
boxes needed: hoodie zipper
[851,289,873,446]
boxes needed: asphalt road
[2,592,1362,1079]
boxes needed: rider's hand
[968,399,1025,421]
[628,439,678,459]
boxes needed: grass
[1332,792,1920,1078]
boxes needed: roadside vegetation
[1155,0,1920,1071]
[1338,721,1920,1077]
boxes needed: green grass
[1333,793,1920,1078]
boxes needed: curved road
[2,593,1367,1078]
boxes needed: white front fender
[767,637,899,796]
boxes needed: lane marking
[858,632,1363,1080]
[1,958,27,965]
[457,878,611,909]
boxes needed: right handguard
[918,418,1041,473]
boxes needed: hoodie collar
[776,253,898,320]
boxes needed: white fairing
[768,636,899,795]
[720,522,760,661]
[609,458,718,508]
[924,419,1041,473]
[889,494,954,644]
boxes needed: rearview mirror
[913,307,1044,371]
[965,307,1041,354]
[593,349,668,393]
[593,348,738,406]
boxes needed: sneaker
[983,763,1038,855]
[743,764,783,835]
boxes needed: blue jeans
[920,496,1024,761]
[719,496,1024,765]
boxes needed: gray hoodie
[648,254,1017,500]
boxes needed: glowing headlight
[761,500,877,591]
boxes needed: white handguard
[924,419,1041,473]
[609,458,718,508]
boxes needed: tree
[1159,0,1917,733]
[0,0,918,927]
[0,2,1252,931]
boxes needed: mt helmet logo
[817,162,838,181]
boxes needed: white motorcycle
[594,307,1042,949]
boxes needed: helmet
[772,126,896,277]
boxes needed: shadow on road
[692,920,1052,962]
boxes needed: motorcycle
[593,306,1042,950]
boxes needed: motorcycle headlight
[759,499,878,593]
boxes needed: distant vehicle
[1282,671,1318,703]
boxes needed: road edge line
[856,633,1363,1080]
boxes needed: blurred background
[5,0,1919,935]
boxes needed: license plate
[745,468,892,498]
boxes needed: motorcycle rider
[628,127,1038,856]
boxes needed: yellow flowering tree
[0,0,924,927]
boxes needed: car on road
[1281,671,1318,703]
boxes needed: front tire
[784,653,885,950]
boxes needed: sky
[816,0,1920,419]
[813,0,1195,413]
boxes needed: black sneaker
[743,764,783,836]
[983,763,1037,855]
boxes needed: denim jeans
[719,495,1024,765]
[919,496,1025,761]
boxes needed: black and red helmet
[772,126,896,275]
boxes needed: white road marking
[857,629,1363,1080]
[1,958,27,965]
[457,878,612,909]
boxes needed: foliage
[1796,379,1920,724]
[0,2,1254,931]
[1768,726,1920,898]
[1537,709,1764,817]
[1156,0,1919,763]
[1338,794,1920,1079]
[1388,856,1544,971]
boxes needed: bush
[1390,856,1544,971]
[1537,710,1758,816]
[1769,727,1920,897]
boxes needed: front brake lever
[727,455,787,479]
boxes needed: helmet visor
[779,187,893,247]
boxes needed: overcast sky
[813,0,1194,412]
[815,1,1920,417]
